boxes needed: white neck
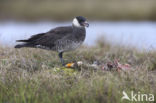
[72,18,81,27]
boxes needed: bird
[15,16,89,65]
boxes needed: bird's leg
[58,52,65,66]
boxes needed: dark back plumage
[15,26,86,52]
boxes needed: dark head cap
[73,16,89,28]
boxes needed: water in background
[0,21,156,50]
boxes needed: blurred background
[0,0,156,49]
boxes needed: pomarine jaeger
[15,16,89,65]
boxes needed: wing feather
[33,26,73,48]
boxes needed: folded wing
[15,26,73,49]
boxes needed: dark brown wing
[32,26,73,48]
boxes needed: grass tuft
[0,41,156,103]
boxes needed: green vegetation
[0,0,156,21]
[0,40,156,103]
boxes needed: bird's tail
[15,43,34,48]
[16,40,29,42]
[14,44,23,48]
[15,39,34,48]
[14,44,28,48]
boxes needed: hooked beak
[82,21,89,27]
